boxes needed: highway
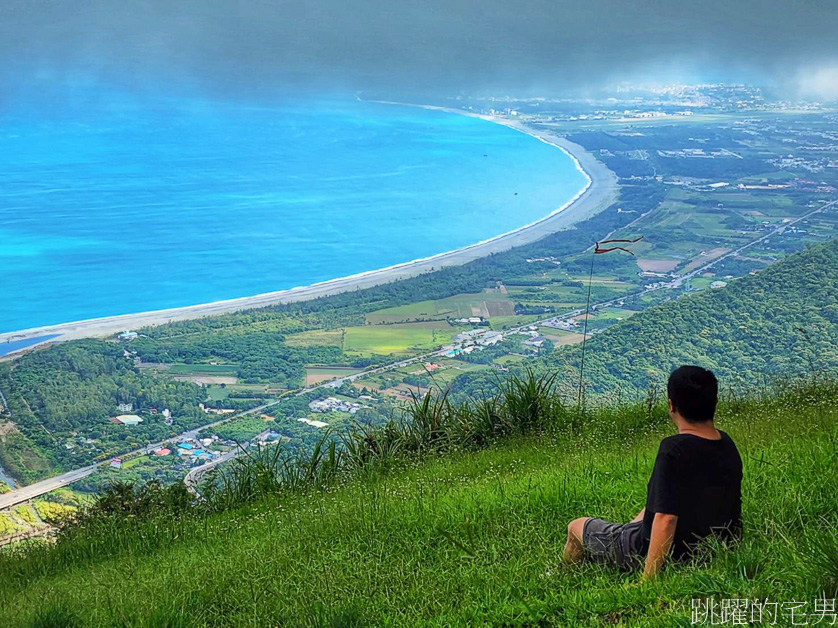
[183,446,245,497]
[0,464,98,510]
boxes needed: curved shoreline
[0,112,618,353]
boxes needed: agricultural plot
[681,247,732,273]
[284,329,343,348]
[343,323,457,357]
[538,328,587,346]
[364,299,449,324]
[488,315,541,330]
[636,258,680,273]
[304,366,363,387]
[416,360,490,386]
[365,291,516,325]
[164,364,239,375]
[493,354,527,365]
[205,386,231,402]
[148,363,240,386]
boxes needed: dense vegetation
[133,330,346,384]
[0,372,834,626]
[0,341,205,482]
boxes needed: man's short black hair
[667,365,718,423]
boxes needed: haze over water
[0,95,586,333]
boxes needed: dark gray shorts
[583,518,647,570]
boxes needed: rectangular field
[305,366,363,387]
[343,323,457,356]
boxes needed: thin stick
[577,250,596,408]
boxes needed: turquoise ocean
[0,96,587,334]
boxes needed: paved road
[0,464,98,510]
[671,201,832,287]
[183,446,245,497]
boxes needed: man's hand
[642,512,678,582]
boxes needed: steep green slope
[1,378,835,627]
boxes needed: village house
[308,396,366,414]
[524,336,548,348]
[478,331,504,346]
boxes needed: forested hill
[539,238,838,396]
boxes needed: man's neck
[676,419,721,440]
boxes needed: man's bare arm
[632,508,645,523]
[642,512,678,581]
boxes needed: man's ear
[668,398,675,415]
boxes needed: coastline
[0,110,618,353]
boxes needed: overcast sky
[2,0,837,100]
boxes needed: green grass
[364,298,450,324]
[489,314,540,329]
[12,506,37,527]
[205,385,231,402]
[493,354,527,365]
[343,323,457,356]
[284,328,344,348]
[1,377,836,626]
[119,455,149,470]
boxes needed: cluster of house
[454,328,504,346]
[452,316,486,325]
[523,335,548,349]
[543,318,581,332]
[199,403,236,415]
[411,362,444,376]
[525,256,561,265]
[108,403,173,426]
[174,440,220,462]
[506,326,550,349]
[297,418,329,429]
[109,438,220,470]
[445,328,505,357]
[658,148,742,159]
[308,396,369,414]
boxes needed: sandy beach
[0,111,618,353]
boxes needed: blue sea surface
[0,96,587,333]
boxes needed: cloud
[1,0,837,98]
[794,63,838,100]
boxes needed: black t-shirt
[643,430,742,560]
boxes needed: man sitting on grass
[563,365,743,580]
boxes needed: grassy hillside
[1,375,835,627]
